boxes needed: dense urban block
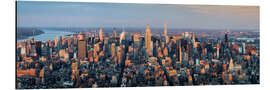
[16,23,260,89]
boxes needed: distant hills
[16,28,45,40]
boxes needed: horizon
[17,1,259,30]
[17,26,259,32]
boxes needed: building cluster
[16,23,260,89]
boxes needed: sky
[17,1,260,30]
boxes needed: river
[17,29,75,42]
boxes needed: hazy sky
[17,1,259,30]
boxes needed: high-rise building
[39,68,45,83]
[78,34,87,58]
[20,46,26,57]
[229,58,234,71]
[217,43,220,59]
[145,24,152,56]
[117,46,123,64]
[26,44,31,57]
[55,36,59,47]
[133,33,140,47]
[112,29,118,43]
[99,28,104,42]
[179,44,182,64]
[55,36,62,50]
[192,32,196,46]
[72,62,78,80]
[163,47,168,56]
[192,32,195,41]
[30,37,35,44]
[185,32,189,41]
[242,42,246,54]
[188,32,192,42]
[164,22,169,43]
[225,33,228,43]
[112,28,116,36]
[68,37,74,53]
[158,47,163,58]
[111,43,116,57]
[35,40,42,57]
[94,43,100,58]
[164,21,167,36]
[120,28,126,44]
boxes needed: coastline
[17,28,45,40]
[17,29,75,42]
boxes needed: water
[17,29,75,42]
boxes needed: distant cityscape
[16,22,260,89]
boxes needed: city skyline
[17,1,259,30]
[16,1,260,88]
[16,23,260,88]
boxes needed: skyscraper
[120,28,126,44]
[164,22,167,36]
[78,34,87,58]
[242,42,246,54]
[113,28,117,39]
[35,40,42,57]
[145,24,152,56]
[217,43,220,59]
[68,37,74,53]
[99,28,104,42]
[192,32,195,41]
[192,32,198,49]
[55,36,62,50]
[117,46,123,64]
[179,44,182,64]
[225,33,228,43]
[133,33,140,47]
[185,32,189,41]
[111,43,116,57]
[229,58,234,71]
[164,22,169,43]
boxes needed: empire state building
[164,22,169,43]
[145,24,152,56]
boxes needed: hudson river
[17,29,75,42]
